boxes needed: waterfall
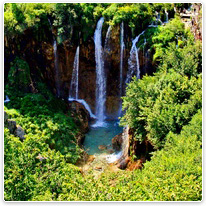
[165,9,169,23]
[68,46,96,119]
[106,126,129,163]
[68,98,96,119]
[53,40,60,97]
[69,46,80,100]
[48,19,61,97]
[120,22,125,97]
[93,17,106,127]
[126,30,145,84]
[104,25,111,53]
[118,22,125,117]
[4,95,10,103]
[156,11,163,25]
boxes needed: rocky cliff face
[54,24,153,118]
[4,23,154,119]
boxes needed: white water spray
[68,98,96,119]
[4,95,10,103]
[93,17,106,126]
[126,30,145,84]
[69,46,80,100]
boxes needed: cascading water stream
[69,46,80,100]
[83,18,123,166]
[118,21,125,117]
[4,95,10,103]
[49,18,60,98]
[104,25,111,53]
[165,9,169,23]
[68,98,96,119]
[119,22,125,97]
[156,11,163,25]
[68,46,96,119]
[93,17,106,127]
[53,39,61,97]
[126,30,145,84]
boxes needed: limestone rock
[112,133,123,151]
[4,111,9,123]
[67,100,90,145]
[7,120,17,134]
[87,155,95,163]
[69,101,90,132]
[117,157,130,170]
[15,126,25,140]
[98,145,107,150]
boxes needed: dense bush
[4,126,83,201]
[5,57,31,94]
[4,3,177,42]
[121,18,202,150]
[5,77,82,163]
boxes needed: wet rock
[98,145,107,150]
[68,101,90,133]
[106,96,120,119]
[7,120,17,134]
[67,101,90,145]
[112,133,123,151]
[117,157,130,170]
[107,149,114,154]
[4,111,9,123]
[114,127,130,170]
[15,126,25,140]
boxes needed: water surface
[83,120,123,155]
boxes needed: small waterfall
[165,9,169,23]
[4,95,10,103]
[120,22,125,97]
[48,19,61,97]
[68,46,96,119]
[118,22,125,117]
[94,17,106,126]
[126,30,145,84]
[156,11,163,25]
[68,98,96,119]
[106,126,129,163]
[104,25,111,53]
[53,40,60,97]
[69,46,80,100]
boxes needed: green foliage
[5,88,81,162]
[152,16,186,62]
[4,127,83,201]
[4,78,84,200]
[4,3,175,42]
[103,3,154,36]
[121,57,201,149]
[6,57,31,94]
[159,40,202,77]
[4,3,54,37]
[5,110,201,201]
[121,18,202,149]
